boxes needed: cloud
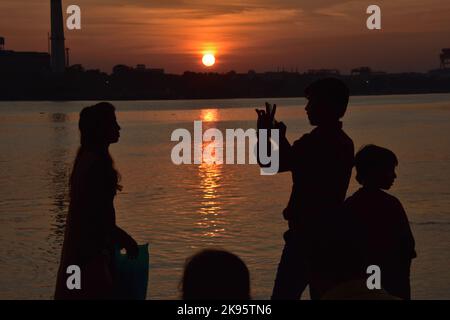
[0,0,449,73]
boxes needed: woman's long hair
[69,102,121,199]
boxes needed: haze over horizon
[1,0,449,74]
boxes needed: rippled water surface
[0,94,449,299]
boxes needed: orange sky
[0,0,449,73]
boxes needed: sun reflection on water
[196,108,226,238]
[198,162,224,237]
[200,109,218,122]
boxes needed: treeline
[1,65,450,100]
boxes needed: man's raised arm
[255,103,293,173]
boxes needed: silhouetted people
[256,78,354,299]
[342,145,416,299]
[182,249,251,300]
[55,102,138,299]
[306,204,398,299]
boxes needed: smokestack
[50,0,66,72]
[65,47,70,67]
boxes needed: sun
[202,53,215,67]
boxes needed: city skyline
[0,0,449,74]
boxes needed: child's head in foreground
[355,145,398,190]
[305,78,350,126]
[182,249,251,300]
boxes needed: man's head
[355,145,398,190]
[305,78,349,126]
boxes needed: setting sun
[202,53,215,67]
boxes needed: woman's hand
[116,227,139,259]
[124,235,139,259]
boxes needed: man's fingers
[255,109,267,117]
[265,102,271,114]
[271,104,277,119]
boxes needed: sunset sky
[1,0,449,74]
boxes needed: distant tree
[112,64,132,75]
[67,64,84,73]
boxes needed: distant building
[440,48,450,69]
[262,72,284,80]
[426,49,450,76]
[351,66,386,76]
[351,67,372,76]
[306,69,340,76]
[136,64,146,71]
[50,0,66,72]
[0,37,50,73]
[0,51,50,73]
[112,64,164,75]
[0,0,69,74]
[135,64,164,74]
[247,69,256,79]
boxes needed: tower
[440,49,450,69]
[50,0,66,72]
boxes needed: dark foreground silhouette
[55,102,138,299]
[52,80,417,300]
[256,78,354,299]
[342,145,417,299]
[182,249,251,300]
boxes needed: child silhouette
[343,145,417,299]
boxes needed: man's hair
[305,78,350,118]
[355,145,398,184]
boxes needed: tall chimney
[50,0,66,72]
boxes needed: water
[0,94,449,299]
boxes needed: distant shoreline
[2,69,450,101]
[2,91,450,102]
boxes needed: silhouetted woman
[182,249,251,300]
[55,102,138,299]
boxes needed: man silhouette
[256,78,354,299]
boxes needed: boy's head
[305,78,349,126]
[355,145,398,189]
[181,249,250,300]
